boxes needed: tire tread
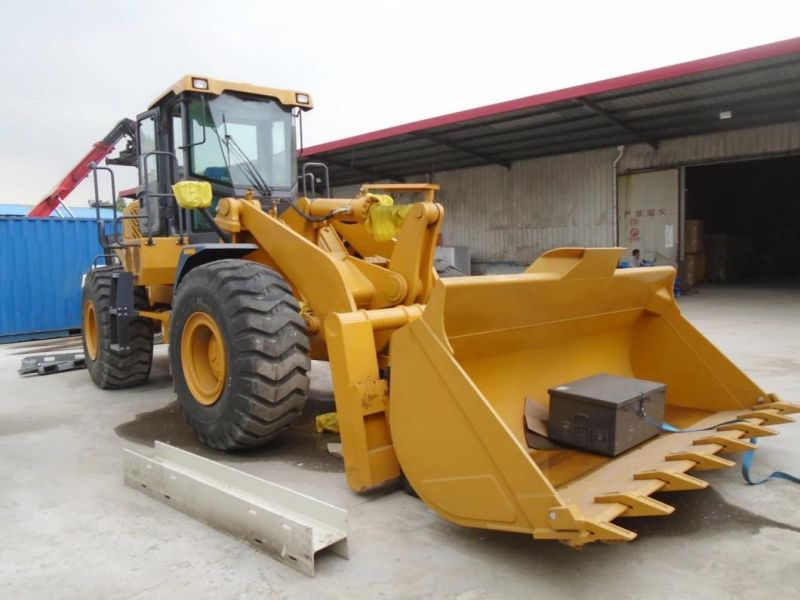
[82,266,154,389]
[171,259,310,450]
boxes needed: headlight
[192,78,209,90]
[295,93,310,104]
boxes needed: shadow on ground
[114,353,343,473]
[618,488,800,537]
[405,485,800,574]
[115,398,342,473]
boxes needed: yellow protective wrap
[315,412,340,433]
[364,194,410,242]
[172,180,213,209]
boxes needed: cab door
[136,108,163,236]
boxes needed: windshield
[188,92,295,190]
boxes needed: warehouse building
[302,37,800,284]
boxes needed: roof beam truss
[576,97,659,149]
[410,131,512,169]
[308,156,405,184]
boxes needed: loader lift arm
[28,118,137,217]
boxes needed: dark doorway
[685,155,800,283]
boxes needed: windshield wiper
[222,133,273,199]
[220,119,348,223]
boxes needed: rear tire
[170,259,310,450]
[81,266,154,389]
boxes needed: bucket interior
[429,267,762,488]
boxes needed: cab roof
[148,75,313,110]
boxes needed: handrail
[301,162,331,199]
[89,163,117,250]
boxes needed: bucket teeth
[738,409,795,426]
[634,469,708,491]
[762,397,800,415]
[594,492,674,517]
[580,520,637,543]
[666,451,736,471]
[551,400,796,547]
[718,422,776,437]
[545,505,637,545]
[692,435,757,453]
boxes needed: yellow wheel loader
[81,75,797,547]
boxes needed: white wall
[621,122,800,172]
[433,149,615,264]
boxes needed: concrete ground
[1,284,799,599]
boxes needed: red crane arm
[28,119,136,217]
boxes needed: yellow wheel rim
[181,311,227,406]
[83,300,99,361]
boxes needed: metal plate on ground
[123,441,348,577]
[18,352,86,376]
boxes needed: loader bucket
[389,248,797,546]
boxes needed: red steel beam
[28,119,136,217]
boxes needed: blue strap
[742,438,800,485]
[644,414,799,486]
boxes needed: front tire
[81,267,154,389]
[170,260,310,450]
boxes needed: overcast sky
[0,0,798,207]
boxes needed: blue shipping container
[0,217,106,342]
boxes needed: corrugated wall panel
[0,218,104,340]
[621,121,800,171]
[428,148,615,264]
[328,183,363,198]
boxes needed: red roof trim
[302,36,800,157]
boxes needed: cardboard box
[704,234,754,282]
[684,220,703,254]
[697,253,707,282]
[681,253,706,287]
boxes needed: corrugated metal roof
[301,37,800,186]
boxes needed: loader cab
[135,75,312,241]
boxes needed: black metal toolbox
[546,373,666,456]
